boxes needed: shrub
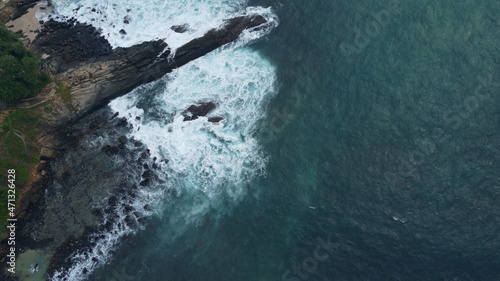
[0,22,50,102]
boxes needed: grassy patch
[4,132,27,160]
[56,82,72,104]
[0,107,43,239]
[2,108,40,144]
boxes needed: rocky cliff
[32,14,268,129]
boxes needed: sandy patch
[6,1,53,44]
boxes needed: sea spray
[46,1,278,280]
[48,0,264,49]
[109,45,277,225]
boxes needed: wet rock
[123,16,130,24]
[118,136,128,144]
[91,208,103,218]
[139,179,149,186]
[119,29,127,35]
[29,14,268,129]
[101,145,119,156]
[107,196,118,206]
[57,165,74,179]
[171,24,189,33]
[88,119,101,130]
[208,116,224,123]
[134,141,143,147]
[125,215,137,229]
[142,170,153,179]
[104,220,114,231]
[182,101,216,121]
[123,205,134,213]
[116,118,128,127]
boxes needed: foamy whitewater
[48,1,278,280]
[48,0,269,49]
[112,45,276,213]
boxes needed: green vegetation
[1,108,41,144]
[0,110,39,182]
[55,82,72,103]
[0,22,50,102]
[0,108,42,239]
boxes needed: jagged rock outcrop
[0,0,38,23]
[32,14,268,129]
[182,101,217,121]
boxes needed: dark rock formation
[0,0,38,22]
[118,136,127,144]
[35,19,112,63]
[182,101,217,121]
[208,116,224,123]
[31,14,268,129]
[101,145,119,156]
[171,24,189,33]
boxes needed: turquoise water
[47,0,500,280]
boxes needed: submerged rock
[182,101,216,121]
[101,145,119,156]
[208,116,224,123]
[171,24,189,33]
[118,136,127,144]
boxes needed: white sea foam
[48,1,278,280]
[48,0,274,50]
[110,45,276,210]
[51,47,277,281]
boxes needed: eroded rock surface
[31,15,268,129]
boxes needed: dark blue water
[42,0,500,280]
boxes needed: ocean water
[39,0,500,280]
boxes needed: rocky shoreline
[0,1,270,279]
